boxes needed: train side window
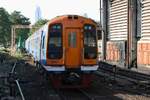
[68,32,76,48]
[42,36,45,49]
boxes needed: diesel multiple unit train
[25,15,98,88]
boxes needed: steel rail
[97,61,150,96]
[98,61,150,82]
[95,71,150,97]
[53,88,67,100]
[9,61,25,100]
[15,80,25,100]
[78,89,95,100]
[11,62,17,73]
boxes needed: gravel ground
[92,75,150,100]
[0,51,150,100]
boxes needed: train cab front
[81,24,99,72]
[44,23,65,73]
[43,18,98,88]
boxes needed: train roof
[29,15,97,39]
[47,15,97,25]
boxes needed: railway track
[0,61,25,100]
[78,89,95,100]
[1,52,150,100]
[55,88,97,100]
[96,61,150,96]
[98,61,150,82]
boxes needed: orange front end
[44,15,98,88]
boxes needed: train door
[65,28,81,68]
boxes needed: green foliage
[12,50,24,59]
[10,11,30,25]
[0,7,11,47]
[0,8,31,48]
[31,19,49,34]
[10,11,31,49]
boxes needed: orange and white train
[25,15,98,88]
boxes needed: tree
[31,19,49,34]
[0,9,31,49]
[0,7,11,47]
[10,11,31,49]
[10,11,30,25]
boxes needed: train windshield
[48,24,63,59]
[49,34,61,47]
[84,25,97,59]
[84,32,96,47]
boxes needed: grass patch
[12,51,24,59]
[0,47,10,53]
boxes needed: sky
[0,0,100,24]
